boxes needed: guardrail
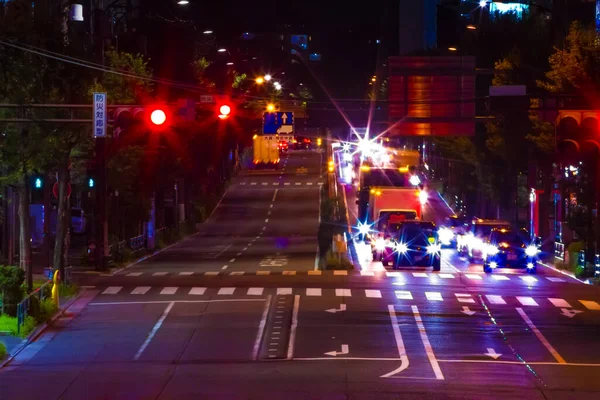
[129,234,146,251]
[16,281,51,335]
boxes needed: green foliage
[324,251,354,270]
[0,341,6,359]
[0,313,34,338]
[89,49,153,104]
[232,73,247,89]
[34,299,58,324]
[539,22,600,93]
[58,284,79,299]
[0,266,25,316]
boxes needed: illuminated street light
[466,25,477,30]
[203,30,213,34]
[274,82,282,90]
[266,103,275,112]
[371,77,376,82]
[479,0,487,7]
[255,76,265,84]
[226,62,234,66]
[177,0,189,4]
[264,74,272,81]
[217,48,227,53]
[448,47,458,51]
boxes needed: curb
[0,291,84,369]
[537,261,589,284]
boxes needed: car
[294,137,312,150]
[457,218,511,262]
[483,228,540,274]
[385,221,441,271]
[438,215,468,248]
[370,211,418,265]
[278,140,289,152]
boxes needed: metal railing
[16,281,51,335]
[129,234,146,251]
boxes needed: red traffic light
[150,109,167,125]
[218,104,231,119]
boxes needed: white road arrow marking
[485,348,501,359]
[325,304,347,313]
[561,308,583,318]
[324,344,349,357]
[281,113,288,124]
[461,306,476,316]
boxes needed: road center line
[134,301,174,360]
[272,188,278,202]
[380,305,410,378]
[412,305,445,380]
[286,295,300,360]
[253,295,272,360]
[516,308,566,364]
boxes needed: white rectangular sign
[93,92,107,138]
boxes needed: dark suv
[483,228,540,274]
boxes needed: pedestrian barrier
[16,280,51,336]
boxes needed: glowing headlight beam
[525,246,540,257]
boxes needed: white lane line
[413,272,428,278]
[579,300,600,310]
[230,271,244,276]
[516,296,539,306]
[360,271,375,276]
[229,258,236,263]
[334,270,348,276]
[257,271,270,276]
[179,272,193,276]
[412,305,444,380]
[272,182,278,186]
[253,295,272,360]
[250,182,257,186]
[134,301,175,360]
[131,286,151,295]
[548,298,571,308]
[272,189,278,202]
[306,288,322,296]
[365,290,382,298]
[127,272,143,277]
[516,308,566,364]
[160,287,178,295]
[218,287,236,295]
[270,204,274,208]
[277,288,293,295]
[282,271,296,276]
[486,295,506,305]
[262,182,268,186]
[395,291,413,300]
[248,287,264,296]
[221,265,228,270]
[205,271,219,276]
[439,273,455,279]
[102,286,122,295]
[295,182,301,185]
[465,274,482,280]
[152,272,168,276]
[425,292,443,302]
[243,247,248,251]
[380,305,410,378]
[265,218,269,223]
[520,276,538,283]
[335,289,351,297]
[307,182,313,185]
[547,277,566,283]
[386,272,401,277]
[236,252,242,256]
[455,293,475,304]
[491,275,510,281]
[284,182,290,186]
[240,182,246,185]
[287,295,300,360]
[189,287,207,295]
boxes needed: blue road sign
[263,112,294,134]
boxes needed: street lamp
[217,48,227,53]
[264,74,272,81]
[267,103,275,112]
[255,77,264,84]
[226,62,234,66]
[466,25,477,30]
[177,0,189,5]
[203,30,213,34]
[448,47,458,52]
[274,82,282,90]
[479,0,487,7]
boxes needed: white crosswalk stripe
[335,289,351,297]
[230,271,245,276]
[547,277,566,283]
[486,295,506,305]
[426,292,443,301]
[282,271,296,276]
[250,182,257,185]
[179,272,193,276]
[579,300,600,310]
[365,289,382,298]
[152,272,167,276]
[218,287,235,295]
[102,286,122,295]
[277,288,293,295]
[548,298,571,308]
[438,273,455,279]
[520,276,538,283]
[491,275,510,281]
[127,272,143,277]
[517,296,538,306]
[131,286,151,295]
[455,293,475,304]
[205,271,220,276]
[306,288,322,296]
[160,287,178,295]
[413,272,427,278]
[247,287,264,296]
[386,272,401,277]
[189,287,206,295]
[295,182,301,185]
[284,182,290,186]
[360,271,375,276]
[333,270,348,276]
[395,290,413,300]
[465,274,482,280]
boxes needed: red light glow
[150,109,167,125]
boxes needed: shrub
[324,250,355,270]
[0,314,35,338]
[58,284,79,299]
[0,341,6,359]
[0,266,25,316]
[35,299,58,325]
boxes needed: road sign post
[93,92,109,270]
[263,111,294,135]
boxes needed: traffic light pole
[95,137,109,270]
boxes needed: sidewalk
[0,335,23,358]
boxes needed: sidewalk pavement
[0,335,23,358]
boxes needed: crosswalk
[122,270,570,283]
[97,286,600,310]
[238,182,323,187]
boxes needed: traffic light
[31,174,43,190]
[150,109,167,126]
[88,177,95,188]
[218,104,231,119]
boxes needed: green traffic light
[88,178,95,188]
[35,178,42,189]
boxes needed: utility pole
[95,136,109,270]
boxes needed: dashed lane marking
[295,182,301,185]
[230,271,244,276]
[548,298,571,308]
[229,258,236,263]
[189,287,207,295]
[152,272,167,276]
[395,291,413,300]
[547,277,566,283]
[335,289,351,297]
[360,271,375,276]
[205,271,219,276]
[520,276,538,283]
[179,272,193,276]
[257,271,270,276]
[283,271,296,276]
[386,272,401,277]
[425,292,443,301]
[308,270,322,275]
[517,296,539,306]
[127,272,143,277]
[306,288,322,296]
[218,287,236,295]
[102,286,122,295]
[439,274,455,279]
[248,287,264,296]
[465,274,482,280]
[277,288,293,295]
[262,182,268,186]
[160,287,178,295]
[491,275,510,281]
[486,295,506,305]
[413,272,427,278]
[455,293,475,303]
[333,270,348,276]
[365,290,382,298]
[250,182,257,185]
[131,286,151,295]
[221,265,228,270]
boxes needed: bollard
[52,270,60,308]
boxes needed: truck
[253,134,280,167]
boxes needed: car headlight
[396,242,408,254]
[427,244,441,254]
[525,246,540,257]
[438,228,454,244]
[485,245,499,256]
[374,238,387,251]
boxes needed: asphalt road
[2,149,600,399]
